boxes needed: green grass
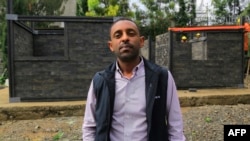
[53,131,64,141]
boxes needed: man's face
[108,20,144,62]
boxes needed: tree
[0,0,7,84]
[77,0,133,17]
[13,0,67,16]
[76,0,88,16]
[174,0,191,27]
[240,3,250,17]
[187,0,196,25]
[133,0,195,40]
[118,0,132,16]
[212,0,229,24]
[227,0,241,16]
[135,0,171,39]
[85,0,103,16]
[211,0,247,25]
[76,0,196,40]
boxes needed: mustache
[119,42,133,49]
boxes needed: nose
[121,32,129,42]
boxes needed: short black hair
[109,17,140,36]
[113,17,135,25]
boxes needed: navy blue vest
[93,58,169,141]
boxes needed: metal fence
[195,15,250,26]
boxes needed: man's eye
[114,32,122,38]
[128,31,136,36]
[114,33,121,38]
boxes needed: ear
[140,36,145,48]
[108,41,114,52]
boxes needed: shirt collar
[116,56,144,76]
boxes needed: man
[82,17,185,141]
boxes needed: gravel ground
[183,104,250,141]
[0,104,250,141]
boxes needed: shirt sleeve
[82,80,96,141]
[166,71,186,141]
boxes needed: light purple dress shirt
[82,59,186,141]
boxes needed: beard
[114,43,140,63]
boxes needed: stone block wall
[141,39,149,59]
[14,23,33,59]
[141,38,155,63]
[169,30,244,88]
[155,33,169,68]
[11,18,245,101]
[142,34,169,67]
[33,34,65,57]
[12,18,114,101]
